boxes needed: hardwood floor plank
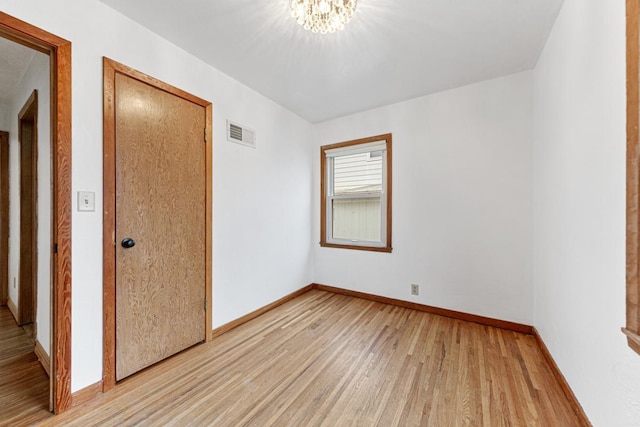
[38,290,584,426]
[0,305,51,426]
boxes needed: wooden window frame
[320,133,392,253]
[625,0,640,355]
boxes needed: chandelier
[290,0,358,34]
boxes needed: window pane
[333,152,382,195]
[332,197,381,241]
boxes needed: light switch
[78,191,95,212]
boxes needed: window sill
[320,242,393,253]
[622,328,640,356]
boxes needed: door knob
[121,238,136,249]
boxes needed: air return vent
[227,120,256,148]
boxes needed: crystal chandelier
[290,0,358,34]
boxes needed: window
[320,134,392,252]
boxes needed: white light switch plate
[78,191,95,212]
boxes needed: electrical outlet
[411,284,419,296]
[13,277,16,289]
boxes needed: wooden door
[114,72,206,381]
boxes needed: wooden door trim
[18,90,38,326]
[0,12,72,413]
[102,57,213,392]
[0,131,8,307]
[626,0,640,356]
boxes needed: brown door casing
[0,12,72,413]
[103,58,213,388]
[0,131,8,307]
[18,90,38,326]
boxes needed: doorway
[0,12,72,414]
[102,58,212,390]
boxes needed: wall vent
[227,120,256,148]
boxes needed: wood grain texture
[7,296,18,322]
[103,57,213,386]
[0,305,51,426]
[39,290,583,426]
[51,32,73,415]
[314,283,534,334]
[0,131,8,306]
[623,326,640,355]
[34,338,50,377]
[205,104,213,342]
[385,134,393,249]
[102,57,117,392]
[102,57,213,388]
[533,328,591,426]
[71,381,103,408]
[319,242,393,252]
[114,72,206,380]
[627,0,640,356]
[320,145,326,249]
[0,12,61,54]
[0,11,74,413]
[211,284,314,338]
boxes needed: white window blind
[324,140,387,158]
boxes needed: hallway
[0,305,51,426]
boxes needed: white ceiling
[0,37,37,105]
[96,0,562,123]
[103,0,563,123]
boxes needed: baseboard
[211,284,315,338]
[72,381,103,408]
[207,283,588,425]
[315,284,589,423]
[34,339,51,377]
[211,283,533,338]
[7,297,18,323]
[532,328,591,426]
[312,283,534,334]
[92,282,586,425]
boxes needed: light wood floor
[39,290,582,426]
[0,305,51,426]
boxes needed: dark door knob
[121,238,136,248]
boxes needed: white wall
[5,52,51,356]
[532,0,640,425]
[2,0,313,392]
[312,71,534,325]
[6,2,636,422]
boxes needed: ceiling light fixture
[290,0,358,34]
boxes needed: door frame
[102,57,212,392]
[0,131,8,307]
[18,90,38,326]
[0,12,72,413]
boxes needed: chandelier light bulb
[290,0,358,34]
